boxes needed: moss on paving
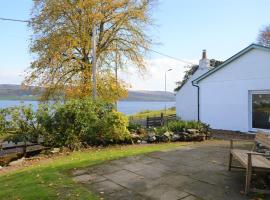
[0,142,187,200]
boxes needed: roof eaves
[192,43,270,84]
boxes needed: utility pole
[165,69,172,114]
[115,50,118,110]
[92,25,97,100]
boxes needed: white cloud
[119,58,198,92]
[0,68,25,84]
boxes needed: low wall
[211,129,255,140]
[0,141,35,150]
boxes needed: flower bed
[128,120,211,144]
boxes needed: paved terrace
[72,141,258,200]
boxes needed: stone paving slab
[71,140,266,200]
[181,180,246,200]
[106,188,147,200]
[138,184,191,200]
[87,180,125,195]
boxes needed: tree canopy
[25,0,155,101]
[257,25,270,47]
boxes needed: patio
[72,140,256,200]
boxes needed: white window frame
[249,90,270,132]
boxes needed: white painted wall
[176,57,210,120]
[199,49,270,132]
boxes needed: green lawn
[0,142,187,200]
[129,107,176,119]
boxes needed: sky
[0,0,270,92]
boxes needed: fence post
[161,112,164,126]
[146,116,149,128]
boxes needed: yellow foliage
[65,72,129,102]
[25,0,155,101]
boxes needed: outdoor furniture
[228,131,270,195]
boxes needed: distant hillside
[0,84,40,100]
[0,84,175,102]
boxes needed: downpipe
[192,81,200,122]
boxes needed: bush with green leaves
[0,99,131,150]
[127,122,146,135]
[0,108,10,135]
[40,100,99,149]
[94,110,131,145]
[0,105,44,155]
[167,120,186,132]
[167,120,209,133]
[39,99,131,149]
[155,126,168,135]
[128,122,141,132]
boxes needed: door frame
[249,90,270,132]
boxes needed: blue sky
[0,0,270,92]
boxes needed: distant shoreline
[0,84,176,102]
[0,98,176,103]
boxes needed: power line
[0,17,29,23]
[146,48,195,65]
[138,44,196,65]
[0,17,195,65]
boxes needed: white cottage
[176,44,270,132]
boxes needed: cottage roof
[193,44,270,84]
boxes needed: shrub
[197,122,211,135]
[167,120,186,132]
[40,98,130,149]
[128,122,141,132]
[93,110,131,145]
[155,126,168,135]
[0,98,131,150]
[167,120,209,133]
[41,100,99,149]
[1,105,44,155]
[0,108,10,135]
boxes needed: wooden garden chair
[228,131,270,195]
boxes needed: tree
[257,25,270,47]
[174,59,223,92]
[6,105,42,156]
[65,71,129,102]
[0,108,9,135]
[25,0,155,101]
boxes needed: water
[0,100,175,115]
[117,101,175,115]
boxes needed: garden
[0,98,211,166]
[3,99,269,200]
[0,99,200,199]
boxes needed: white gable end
[199,49,270,84]
[176,50,210,121]
[176,68,208,120]
[198,47,270,132]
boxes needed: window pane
[252,93,270,129]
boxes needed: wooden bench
[228,131,270,195]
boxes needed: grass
[0,142,187,200]
[130,107,176,119]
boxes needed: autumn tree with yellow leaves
[25,0,155,102]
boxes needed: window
[252,93,270,130]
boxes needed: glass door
[251,91,270,130]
